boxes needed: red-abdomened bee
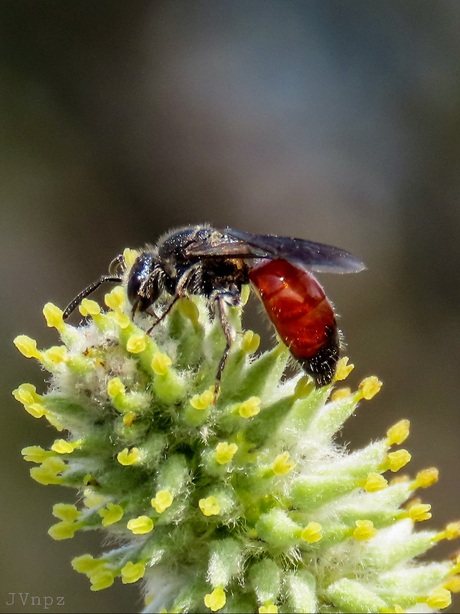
[63,225,364,387]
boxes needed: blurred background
[2,1,460,612]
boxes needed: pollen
[199,496,221,517]
[364,472,388,492]
[117,447,141,466]
[386,419,410,446]
[104,286,125,311]
[335,356,354,381]
[42,302,66,332]
[151,352,172,376]
[127,515,154,535]
[214,442,238,465]
[190,388,214,411]
[242,330,261,354]
[358,376,383,400]
[79,298,101,317]
[204,586,226,612]
[13,335,42,360]
[98,503,124,526]
[126,333,147,354]
[259,604,278,613]
[425,587,452,610]
[353,519,377,541]
[300,521,323,543]
[384,449,412,472]
[413,467,439,490]
[151,490,174,514]
[121,561,146,584]
[238,396,261,418]
[272,451,296,475]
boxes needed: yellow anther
[30,457,66,485]
[126,333,147,354]
[259,603,278,613]
[98,503,124,526]
[413,467,439,490]
[43,345,68,364]
[109,310,131,329]
[444,576,460,593]
[117,447,141,466]
[13,335,42,360]
[52,503,81,522]
[104,286,125,311]
[79,298,101,317]
[242,330,261,354]
[43,302,66,332]
[240,284,251,305]
[204,586,226,612]
[405,502,432,522]
[151,490,174,514]
[330,387,352,401]
[48,521,80,540]
[21,445,53,463]
[215,442,238,465]
[107,377,125,398]
[435,521,460,542]
[199,496,221,517]
[364,472,388,492]
[272,451,296,475]
[24,401,46,419]
[51,439,80,454]
[386,419,410,446]
[151,352,172,375]
[89,568,115,591]
[127,515,154,535]
[123,411,136,426]
[177,298,200,324]
[294,376,315,399]
[121,561,146,584]
[238,396,261,418]
[425,587,452,610]
[71,554,101,573]
[300,521,323,543]
[358,376,382,400]
[190,388,214,411]
[385,449,411,472]
[12,382,39,405]
[82,489,106,508]
[353,519,377,541]
[335,357,354,381]
[123,248,139,268]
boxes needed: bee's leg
[213,286,241,399]
[145,296,180,334]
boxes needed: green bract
[13,272,460,613]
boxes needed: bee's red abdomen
[249,258,339,386]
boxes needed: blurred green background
[2,1,460,612]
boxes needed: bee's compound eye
[127,253,158,311]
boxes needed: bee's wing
[185,228,364,274]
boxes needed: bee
[63,225,364,387]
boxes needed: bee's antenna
[62,276,122,320]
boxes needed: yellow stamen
[123,248,139,268]
[52,503,81,522]
[42,302,66,332]
[71,554,102,573]
[121,561,146,584]
[435,521,460,542]
[335,357,354,381]
[151,490,174,514]
[43,345,68,364]
[238,396,261,418]
[272,451,296,475]
[79,298,101,317]
[98,503,124,526]
[300,521,323,543]
[259,604,278,613]
[51,439,80,454]
[177,298,200,325]
[89,569,115,591]
[425,587,452,610]
[151,352,172,376]
[13,335,42,360]
[204,586,226,612]
[444,576,460,593]
[405,502,432,522]
[21,445,53,463]
[364,472,388,492]
[48,520,80,540]
[107,377,125,398]
[384,449,411,472]
[214,442,238,465]
[117,447,141,466]
[190,388,214,411]
[126,333,147,354]
[412,467,439,490]
[242,330,260,354]
[358,376,382,400]
[294,376,315,399]
[330,387,352,401]
[199,496,221,517]
[104,286,125,311]
[353,519,377,541]
[386,419,410,446]
[127,515,154,535]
